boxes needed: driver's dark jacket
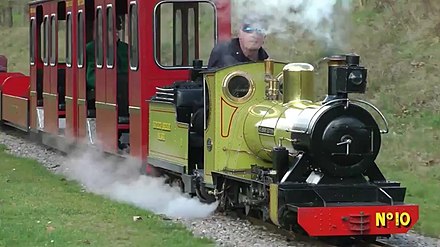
[207,38,269,69]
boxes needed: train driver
[207,16,269,69]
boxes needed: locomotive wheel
[216,179,250,216]
[217,182,232,213]
[161,172,185,193]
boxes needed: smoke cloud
[232,0,352,48]
[61,148,217,219]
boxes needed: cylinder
[272,146,289,182]
[0,55,7,72]
[282,63,314,103]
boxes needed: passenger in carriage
[85,16,129,113]
[0,55,7,72]
[207,16,269,69]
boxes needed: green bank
[0,144,213,247]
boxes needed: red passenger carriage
[23,0,231,156]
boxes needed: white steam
[61,149,217,219]
[232,0,352,46]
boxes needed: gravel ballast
[1,130,439,247]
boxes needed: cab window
[155,1,216,68]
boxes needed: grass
[0,145,213,247]
[347,2,440,237]
[0,26,29,74]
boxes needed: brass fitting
[264,59,280,100]
[282,63,315,103]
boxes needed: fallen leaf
[410,61,426,68]
[133,216,143,222]
[46,226,55,233]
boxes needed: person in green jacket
[85,16,129,93]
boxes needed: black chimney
[324,55,346,102]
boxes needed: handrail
[351,99,389,134]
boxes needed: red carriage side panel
[29,4,42,131]
[0,73,24,123]
[77,0,88,141]
[104,1,117,105]
[1,75,30,131]
[127,0,142,158]
[0,74,28,97]
[95,0,118,152]
[65,0,78,138]
[44,1,67,136]
[43,2,57,134]
[0,73,25,87]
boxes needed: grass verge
[0,145,213,247]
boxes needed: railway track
[370,240,397,247]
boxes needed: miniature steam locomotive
[147,54,419,238]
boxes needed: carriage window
[199,4,215,62]
[96,8,103,68]
[188,9,195,64]
[174,10,182,66]
[66,13,72,66]
[50,15,56,66]
[30,18,35,65]
[42,16,48,65]
[58,19,66,64]
[155,1,216,68]
[77,11,84,68]
[106,6,114,68]
[58,1,66,64]
[129,3,138,70]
